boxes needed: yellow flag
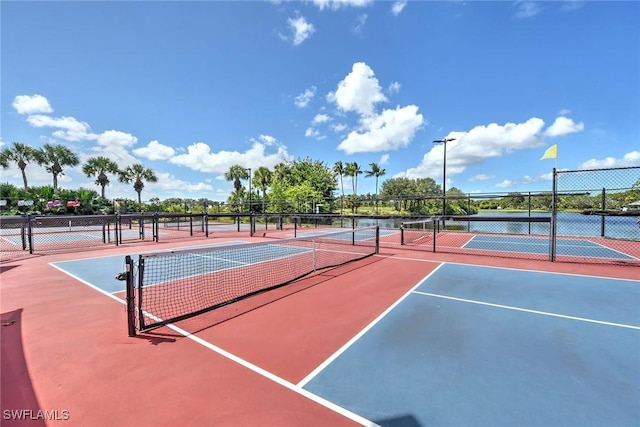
[540,144,558,160]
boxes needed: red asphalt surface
[1,235,638,427]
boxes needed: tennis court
[2,228,639,426]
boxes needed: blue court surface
[464,235,637,260]
[50,241,249,293]
[300,263,640,426]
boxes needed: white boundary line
[413,291,640,330]
[296,263,445,388]
[49,261,378,426]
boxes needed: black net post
[204,213,209,238]
[375,226,380,254]
[122,255,137,337]
[400,225,405,245]
[189,215,193,236]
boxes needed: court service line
[413,291,640,330]
[296,263,446,388]
[50,261,378,427]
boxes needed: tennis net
[401,218,436,246]
[125,226,379,335]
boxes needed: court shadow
[1,308,47,427]
[133,331,179,345]
[374,414,422,427]
[0,264,20,273]
[178,255,387,334]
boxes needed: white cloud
[496,180,515,188]
[327,62,387,117]
[133,140,176,160]
[352,14,367,34]
[560,1,585,12]
[312,113,331,124]
[26,114,95,141]
[294,86,317,108]
[379,153,390,165]
[305,127,320,138]
[169,139,293,173]
[312,0,372,11]
[469,174,495,181]
[337,105,424,154]
[83,130,140,166]
[515,1,542,18]
[397,117,547,179]
[332,123,348,133]
[153,171,214,194]
[544,116,584,137]
[579,151,640,169]
[12,94,53,115]
[391,1,407,16]
[286,16,315,46]
[558,108,571,116]
[388,81,401,94]
[257,134,277,145]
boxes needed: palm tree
[118,163,158,204]
[252,166,272,213]
[82,156,120,199]
[0,142,38,191]
[345,161,362,197]
[365,162,386,213]
[224,164,250,192]
[333,161,345,214]
[35,143,80,193]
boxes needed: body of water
[354,211,640,240]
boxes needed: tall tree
[224,164,250,192]
[365,162,386,213]
[118,163,158,204]
[0,142,38,191]
[333,161,345,213]
[82,156,120,198]
[252,166,272,213]
[35,143,80,193]
[345,162,362,196]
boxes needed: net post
[102,222,106,244]
[375,226,380,254]
[237,214,241,232]
[124,255,137,337]
[400,224,405,245]
[154,212,159,242]
[189,214,194,236]
[250,214,255,237]
[294,217,297,237]
[204,213,209,237]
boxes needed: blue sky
[1,0,639,202]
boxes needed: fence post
[600,188,606,237]
[27,214,34,254]
[550,168,557,262]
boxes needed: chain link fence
[553,166,639,264]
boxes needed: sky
[1,0,639,202]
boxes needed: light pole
[432,137,456,221]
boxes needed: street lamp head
[433,137,456,144]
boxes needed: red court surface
[1,236,638,426]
